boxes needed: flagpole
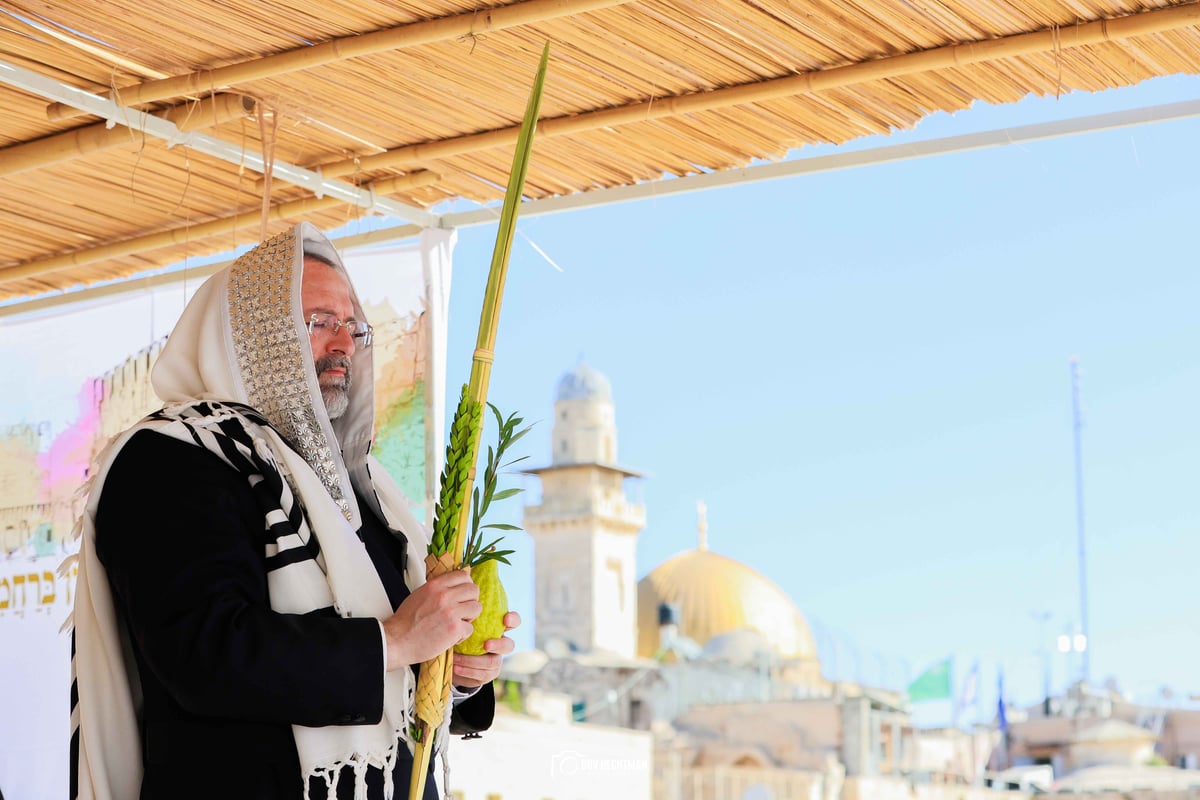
[952,659,959,730]
[1031,610,1051,712]
[1069,357,1091,685]
[996,668,1009,771]
[970,723,976,787]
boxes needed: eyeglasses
[306,312,374,348]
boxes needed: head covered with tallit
[152,221,378,528]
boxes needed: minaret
[523,361,645,658]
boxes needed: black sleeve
[96,429,386,727]
[450,681,496,735]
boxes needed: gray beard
[315,355,352,419]
[322,385,350,419]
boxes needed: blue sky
[5,72,1198,728]
[437,73,1200,724]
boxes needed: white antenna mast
[1070,356,1091,685]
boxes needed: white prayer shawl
[67,223,447,799]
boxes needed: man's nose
[324,323,356,357]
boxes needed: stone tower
[523,361,645,657]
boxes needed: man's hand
[453,611,521,688]
[382,570,481,670]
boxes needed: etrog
[455,559,507,656]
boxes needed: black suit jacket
[95,429,493,800]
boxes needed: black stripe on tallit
[251,459,305,530]
[206,419,313,549]
[264,544,324,571]
[263,517,322,564]
[219,401,294,451]
[69,631,79,800]
[237,437,321,561]
[204,411,323,568]
[151,403,321,572]
[212,418,260,471]
[254,478,321,562]
[216,400,268,424]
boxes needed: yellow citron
[455,559,507,656]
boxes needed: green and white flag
[908,657,952,702]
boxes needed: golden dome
[636,547,819,661]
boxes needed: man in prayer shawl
[68,222,516,800]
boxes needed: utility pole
[1069,357,1091,685]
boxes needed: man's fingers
[458,600,482,622]
[429,569,476,589]
[502,611,521,630]
[454,652,502,684]
[484,636,515,655]
[423,573,479,608]
[455,653,497,669]
[434,573,478,594]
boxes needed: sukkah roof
[2,0,1199,305]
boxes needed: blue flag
[997,670,1009,735]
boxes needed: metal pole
[1069,357,1091,684]
[1032,610,1052,709]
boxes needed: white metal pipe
[0,59,438,227]
[441,98,1200,228]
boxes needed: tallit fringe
[304,728,408,800]
[440,743,452,800]
[435,706,454,799]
